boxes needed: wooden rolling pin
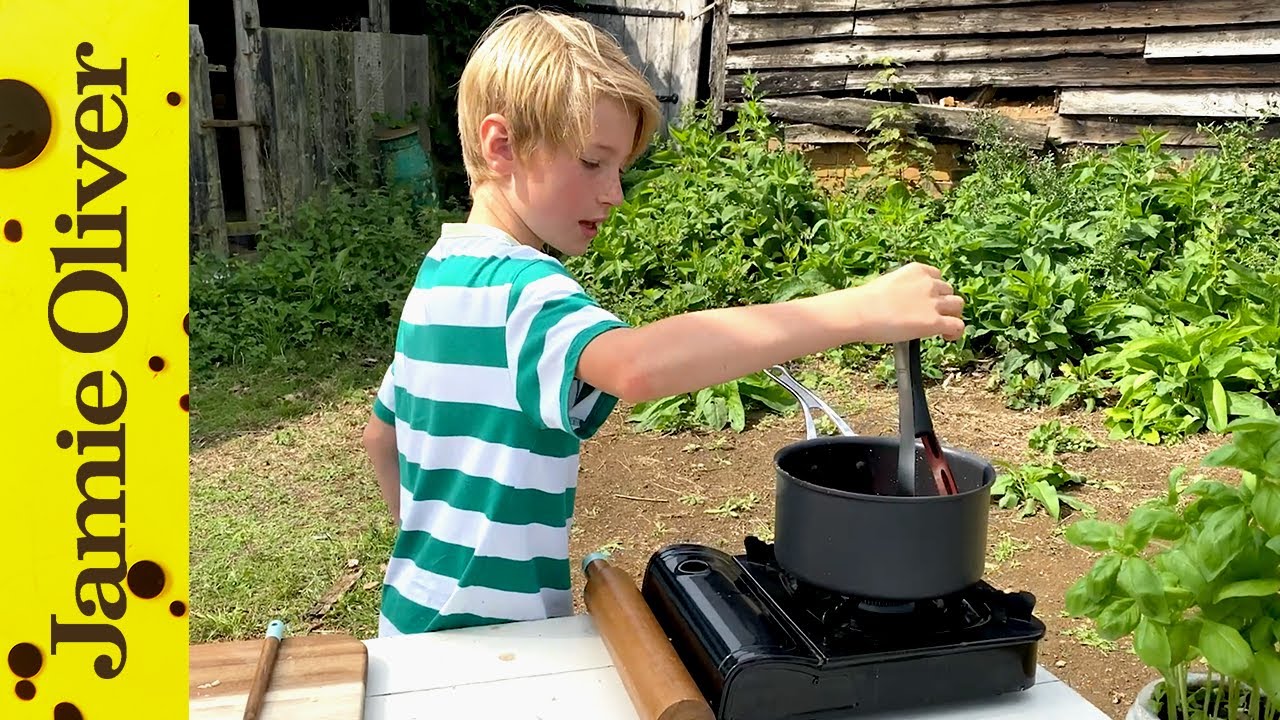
[583,552,715,720]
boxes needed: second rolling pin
[583,552,715,720]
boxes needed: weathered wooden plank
[293,32,315,208]
[329,32,358,185]
[858,0,1041,9]
[709,0,732,121]
[369,0,389,32]
[782,122,869,144]
[673,0,709,122]
[231,0,265,223]
[382,32,407,119]
[727,32,1145,69]
[842,57,1280,89]
[730,57,1280,97]
[267,30,305,211]
[1059,88,1280,117]
[759,94,1049,145]
[353,32,383,183]
[637,14,675,125]
[1145,26,1280,60]
[730,0,855,14]
[728,68,849,97]
[189,25,228,257]
[200,119,262,128]
[578,0,683,12]
[404,36,432,116]
[1048,115,1280,145]
[855,0,1280,37]
[252,26,278,210]
[729,15,854,44]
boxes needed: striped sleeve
[372,362,396,424]
[506,264,628,438]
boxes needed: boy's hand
[846,262,965,343]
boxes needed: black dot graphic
[55,214,72,233]
[0,79,52,169]
[56,431,73,449]
[166,91,181,106]
[55,702,84,720]
[126,560,165,599]
[183,313,189,335]
[7,643,41,677]
[149,356,165,372]
[180,394,190,412]
[14,680,34,700]
[3,219,21,242]
[169,600,187,617]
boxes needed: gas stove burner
[854,597,917,614]
[748,537,1003,653]
[641,540,1047,720]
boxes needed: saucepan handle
[764,365,856,440]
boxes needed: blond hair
[457,7,663,188]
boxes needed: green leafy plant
[857,59,937,191]
[1029,420,1101,456]
[627,371,798,433]
[190,185,459,369]
[1098,314,1278,444]
[1065,416,1280,719]
[991,460,1094,521]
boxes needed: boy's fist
[846,262,966,344]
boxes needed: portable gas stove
[641,537,1047,720]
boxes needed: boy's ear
[479,113,516,176]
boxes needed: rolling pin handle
[582,550,611,575]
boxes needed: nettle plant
[1065,416,1280,719]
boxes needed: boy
[361,7,965,638]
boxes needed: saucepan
[764,342,995,601]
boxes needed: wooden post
[189,25,229,257]
[231,0,265,225]
[369,0,390,33]
[680,0,711,124]
[708,0,730,124]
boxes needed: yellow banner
[1,2,189,718]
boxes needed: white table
[362,614,1111,720]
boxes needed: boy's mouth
[579,220,600,237]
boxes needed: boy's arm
[577,262,964,404]
[362,415,401,524]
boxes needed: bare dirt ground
[566,370,1232,719]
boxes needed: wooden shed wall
[253,27,433,215]
[706,0,1280,151]
[188,24,433,255]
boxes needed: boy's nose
[600,175,623,207]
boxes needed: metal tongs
[763,365,855,439]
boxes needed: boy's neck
[466,184,543,250]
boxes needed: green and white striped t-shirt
[372,222,628,637]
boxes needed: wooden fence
[189,24,433,255]
[574,0,714,127]
[705,0,1280,156]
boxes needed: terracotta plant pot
[1127,673,1265,720]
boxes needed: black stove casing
[641,540,1046,720]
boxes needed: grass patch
[189,392,393,642]
[191,343,385,444]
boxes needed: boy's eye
[580,159,601,169]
